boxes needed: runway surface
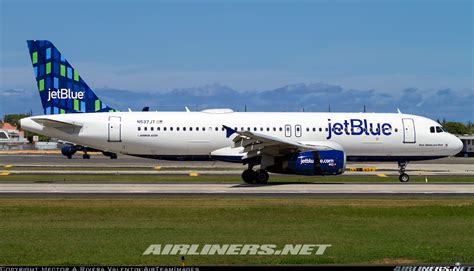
[1,154,473,176]
[2,153,474,165]
[0,183,472,195]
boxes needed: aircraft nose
[450,136,463,155]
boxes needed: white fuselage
[20,111,463,162]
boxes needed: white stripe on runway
[0,183,472,194]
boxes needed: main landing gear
[398,161,409,183]
[242,165,269,184]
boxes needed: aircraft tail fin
[26,40,117,115]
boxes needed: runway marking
[0,183,472,195]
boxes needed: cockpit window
[436,126,443,133]
[430,127,435,133]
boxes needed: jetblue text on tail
[47,88,84,102]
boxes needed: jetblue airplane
[19,40,463,183]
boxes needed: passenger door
[402,118,416,143]
[108,116,121,142]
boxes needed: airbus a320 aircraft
[19,40,463,183]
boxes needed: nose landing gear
[398,161,409,182]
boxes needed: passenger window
[319,128,322,132]
[254,127,257,131]
[215,127,219,131]
[196,127,199,131]
[164,127,167,131]
[138,127,141,131]
[267,127,270,131]
[306,128,309,132]
[279,127,283,131]
[144,127,147,131]
[170,127,173,131]
[190,127,193,131]
[395,128,398,132]
[436,126,443,133]
[312,128,316,132]
[151,127,154,131]
[157,127,160,131]
[203,127,206,131]
[183,127,186,131]
[430,127,435,133]
[176,127,180,131]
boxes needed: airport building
[458,135,474,157]
[0,122,29,150]
[0,122,59,150]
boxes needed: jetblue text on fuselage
[326,119,392,139]
[47,88,84,102]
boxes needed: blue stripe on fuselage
[128,154,447,162]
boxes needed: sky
[0,0,473,120]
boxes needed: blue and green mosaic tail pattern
[27,40,117,115]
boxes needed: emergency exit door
[108,116,121,142]
[402,118,416,143]
[285,124,291,137]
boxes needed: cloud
[1,83,472,122]
[2,61,473,93]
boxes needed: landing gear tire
[399,173,409,183]
[82,154,90,159]
[397,161,409,183]
[67,155,72,159]
[255,169,269,184]
[242,169,257,184]
[110,153,118,159]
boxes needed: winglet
[185,106,191,112]
[397,108,402,114]
[223,125,237,138]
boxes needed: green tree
[443,122,470,135]
[2,113,31,125]
[467,121,474,133]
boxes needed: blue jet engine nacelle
[267,150,345,176]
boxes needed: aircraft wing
[223,125,341,159]
[31,118,83,128]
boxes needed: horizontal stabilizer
[31,118,83,128]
